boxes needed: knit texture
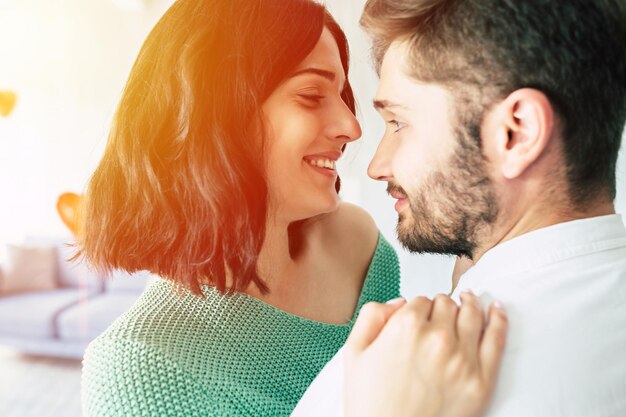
[82,233,400,417]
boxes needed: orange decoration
[0,91,17,117]
[57,192,83,236]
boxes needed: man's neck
[472,198,616,263]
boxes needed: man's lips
[387,187,409,212]
[394,197,409,212]
[389,191,407,200]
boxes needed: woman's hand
[344,292,507,417]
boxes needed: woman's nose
[330,101,362,143]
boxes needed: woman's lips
[303,159,337,179]
[306,162,337,178]
[304,149,343,161]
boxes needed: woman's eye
[298,94,325,104]
[388,119,406,133]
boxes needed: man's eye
[388,119,406,133]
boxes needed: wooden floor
[0,347,82,417]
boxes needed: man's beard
[391,122,499,260]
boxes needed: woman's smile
[304,158,338,178]
[303,149,341,179]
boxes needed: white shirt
[292,214,626,417]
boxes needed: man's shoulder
[480,241,626,417]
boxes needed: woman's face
[262,27,362,223]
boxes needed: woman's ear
[486,88,555,180]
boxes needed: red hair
[78,0,355,295]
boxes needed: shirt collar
[456,214,626,291]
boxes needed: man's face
[368,41,498,259]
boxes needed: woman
[80,0,503,416]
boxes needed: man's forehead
[374,41,415,111]
[380,40,411,77]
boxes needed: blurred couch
[0,238,155,359]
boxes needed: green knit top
[82,233,400,417]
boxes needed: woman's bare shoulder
[317,201,379,262]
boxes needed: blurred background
[0,0,625,416]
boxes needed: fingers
[479,303,509,383]
[402,295,434,318]
[345,299,407,353]
[390,296,434,333]
[429,294,459,334]
[456,291,485,359]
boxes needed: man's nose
[368,138,394,181]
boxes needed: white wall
[0,0,174,246]
[0,0,624,298]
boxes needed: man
[292,0,626,416]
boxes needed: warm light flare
[56,192,83,236]
[0,90,17,117]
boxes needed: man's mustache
[386,182,408,198]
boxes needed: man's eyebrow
[373,99,408,111]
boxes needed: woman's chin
[288,195,341,222]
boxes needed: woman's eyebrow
[290,68,346,91]
[291,68,335,82]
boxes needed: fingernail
[386,297,406,305]
[493,300,505,311]
[460,290,479,306]
[461,290,476,298]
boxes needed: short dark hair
[79,0,355,295]
[361,0,626,205]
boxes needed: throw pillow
[0,245,58,295]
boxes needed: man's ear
[488,88,555,179]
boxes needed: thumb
[345,298,406,354]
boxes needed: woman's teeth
[306,159,336,170]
